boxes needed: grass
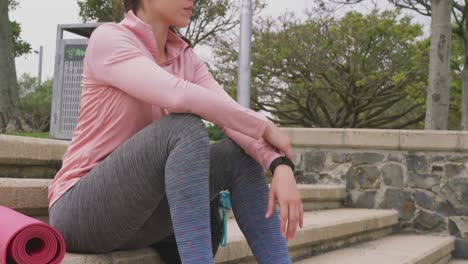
[1,132,50,139]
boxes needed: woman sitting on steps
[47,0,303,263]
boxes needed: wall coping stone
[280,128,468,152]
[1,128,467,164]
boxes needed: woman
[47,0,303,263]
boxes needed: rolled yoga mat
[0,206,66,264]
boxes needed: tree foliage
[316,0,468,130]
[78,0,124,23]
[77,0,265,47]
[17,73,53,132]
[315,0,464,25]
[8,0,31,57]
[213,8,429,128]
[447,32,465,129]
[11,21,31,57]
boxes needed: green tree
[77,0,266,47]
[11,21,31,57]
[78,0,124,23]
[447,31,465,129]
[213,8,429,128]
[17,73,53,132]
[8,0,31,57]
[317,0,468,130]
[0,0,31,133]
[206,123,227,141]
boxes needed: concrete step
[296,184,345,211]
[224,184,345,219]
[32,208,398,263]
[0,178,346,216]
[0,135,67,178]
[293,234,455,264]
[220,208,398,263]
[451,260,468,264]
[0,178,49,216]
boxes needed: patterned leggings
[48,113,292,263]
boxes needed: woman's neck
[135,9,168,63]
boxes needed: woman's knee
[223,137,245,157]
[160,113,207,136]
[165,112,205,126]
[145,113,209,148]
[223,138,263,172]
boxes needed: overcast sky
[10,0,430,81]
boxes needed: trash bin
[49,23,101,140]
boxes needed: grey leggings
[48,113,292,263]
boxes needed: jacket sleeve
[189,48,284,172]
[85,23,268,140]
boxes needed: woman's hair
[123,0,192,47]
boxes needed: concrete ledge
[301,201,343,211]
[215,208,398,263]
[436,255,453,264]
[0,135,68,165]
[227,184,345,219]
[34,208,398,263]
[298,184,346,202]
[289,227,394,262]
[0,178,50,216]
[280,127,468,152]
[3,128,468,167]
[0,164,59,179]
[294,234,455,264]
[62,247,163,264]
[0,178,343,216]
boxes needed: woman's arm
[188,49,303,239]
[220,120,284,172]
[189,48,285,172]
[85,23,268,140]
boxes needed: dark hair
[123,0,192,47]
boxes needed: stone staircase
[0,134,463,263]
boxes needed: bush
[206,122,227,141]
[17,73,53,132]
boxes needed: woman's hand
[263,121,294,160]
[265,165,304,241]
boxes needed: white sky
[10,0,431,81]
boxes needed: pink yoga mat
[0,205,66,264]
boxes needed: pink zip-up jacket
[48,10,283,209]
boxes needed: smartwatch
[269,156,295,175]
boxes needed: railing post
[237,0,253,108]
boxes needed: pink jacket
[48,9,283,209]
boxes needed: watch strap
[269,156,295,175]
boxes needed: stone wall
[282,128,468,258]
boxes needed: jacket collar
[119,9,190,63]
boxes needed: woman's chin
[172,19,190,28]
